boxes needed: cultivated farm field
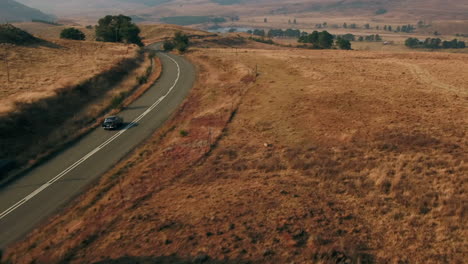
[5,40,467,263]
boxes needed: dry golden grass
[3,41,468,263]
[139,24,215,45]
[12,22,95,40]
[0,38,138,114]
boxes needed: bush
[336,38,352,50]
[164,32,190,53]
[180,130,188,137]
[136,75,148,85]
[110,91,128,109]
[174,31,189,52]
[249,37,274,44]
[60,28,86,40]
[163,41,175,51]
[176,42,188,52]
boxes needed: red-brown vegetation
[3,44,467,264]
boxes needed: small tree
[163,40,175,51]
[174,32,189,52]
[405,37,420,48]
[95,15,143,46]
[60,28,86,40]
[417,20,424,28]
[318,30,333,49]
[336,38,351,50]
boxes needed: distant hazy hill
[16,0,173,16]
[0,0,54,23]
[13,0,468,21]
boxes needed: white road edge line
[0,52,181,220]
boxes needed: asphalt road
[0,46,195,249]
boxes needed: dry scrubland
[0,35,163,175]
[0,39,137,114]
[12,22,95,40]
[139,24,215,45]
[4,42,468,263]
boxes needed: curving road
[0,45,195,249]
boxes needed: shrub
[110,91,128,109]
[180,130,189,137]
[249,37,274,44]
[336,38,352,50]
[60,28,86,40]
[164,32,190,53]
[163,41,175,51]
[136,75,148,85]
[174,32,189,52]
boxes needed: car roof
[105,116,118,120]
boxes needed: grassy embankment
[0,28,162,182]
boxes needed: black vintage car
[102,116,123,130]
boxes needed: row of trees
[247,29,266,37]
[267,28,301,38]
[298,30,351,50]
[342,23,415,33]
[59,15,143,46]
[385,24,415,33]
[336,34,383,42]
[360,34,382,42]
[405,38,466,49]
[247,28,301,38]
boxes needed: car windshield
[104,117,117,122]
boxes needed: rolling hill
[12,0,468,24]
[0,0,54,23]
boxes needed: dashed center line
[0,52,181,220]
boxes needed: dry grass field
[3,37,467,263]
[11,22,95,40]
[139,24,215,44]
[0,39,138,114]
